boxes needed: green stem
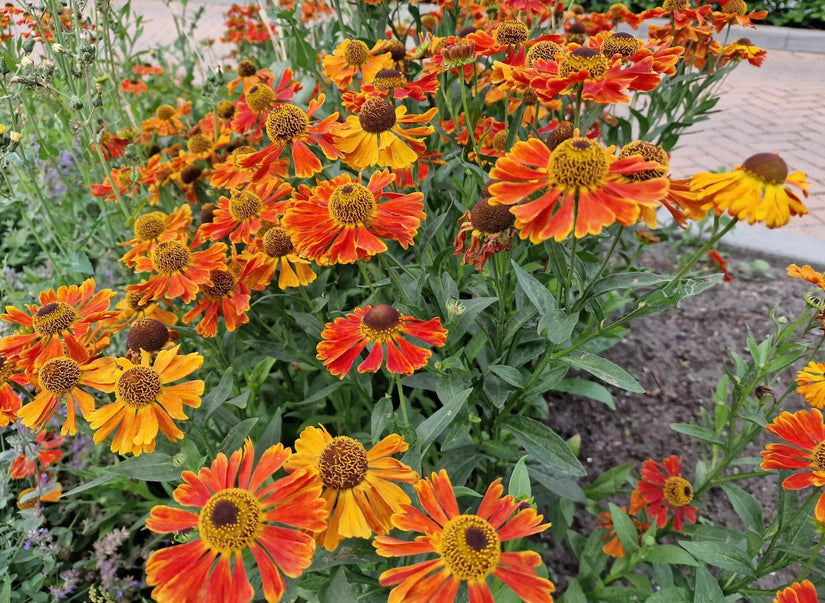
[378,253,413,306]
[396,374,409,428]
[458,75,483,169]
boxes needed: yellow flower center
[551,137,609,189]
[231,145,257,168]
[491,130,508,153]
[126,290,151,311]
[229,190,262,221]
[663,476,694,507]
[328,183,376,225]
[216,100,235,120]
[558,47,609,79]
[262,227,294,258]
[601,32,642,58]
[187,134,212,154]
[439,515,501,581]
[116,366,162,408]
[133,212,167,241]
[526,40,561,66]
[494,20,529,47]
[265,104,309,144]
[199,488,262,554]
[741,153,788,185]
[812,441,825,471]
[722,0,747,15]
[202,269,235,299]
[246,85,275,114]
[344,40,369,66]
[115,170,133,189]
[33,302,77,336]
[237,59,257,77]
[618,140,669,181]
[126,317,169,352]
[358,98,397,134]
[151,241,191,274]
[360,304,402,341]
[0,356,14,383]
[471,198,514,234]
[155,104,176,121]
[373,68,407,91]
[662,0,689,12]
[318,436,369,490]
[38,357,80,395]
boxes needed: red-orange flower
[0,279,116,370]
[322,39,393,90]
[241,225,317,291]
[128,236,228,304]
[282,170,425,265]
[374,470,555,603]
[142,100,192,136]
[596,508,651,558]
[118,205,192,268]
[145,439,327,603]
[226,58,274,96]
[121,78,147,95]
[774,580,819,603]
[0,356,26,426]
[316,304,447,378]
[198,183,292,244]
[489,136,668,242]
[182,265,253,338]
[762,408,825,521]
[721,37,766,67]
[9,429,64,479]
[230,70,303,137]
[453,197,516,270]
[629,455,698,532]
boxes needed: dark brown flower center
[741,153,788,185]
[440,515,501,580]
[203,270,235,298]
[619,140,669,181]
[237,59,257,77]
[358,98,397,134]
[377,38,407,61]
[318,436,369,490]
[199,488,261,553]
[813,441,825,471]
[216,100,235,119]
[262,227,294,257]
[39,357,80,395]
[551,137,609,188]
[373,68,406,91]
[126,318,169,352]
[471,198,515,234]
[361,304,402,341]
[180,165,203,184]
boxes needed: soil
[546,240,820,596]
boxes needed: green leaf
[499,415,586,478]
[538,309,579,344]
[693,564,725,603]
[199,367,235,423]
[721,484,764,534]
[508,456,531,499]
[589,272,670,297]
[647,587,690,603]
[108,454,181,482]
[257,407,283,458]
[417,385,470,452]
[371,396,394,444]
[680,541,755,578]
[644,545,699,566]
[489,364,524,388]
[608,503,640,556]
[583,463,633,500]
[62,472,118,497]
[512,260,554,314]
[669,423,724,446]
[0,575,10,603]
[561,351,644,393]
[559,579,587,603]
[318,567,357,603]
[554,378,615,409]
[219,418,258,456]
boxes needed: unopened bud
[22,37,35,53]
[69,95,84,110]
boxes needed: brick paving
[130,1,825,252]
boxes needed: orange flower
[181,265,253,338]
[788,264,825,293]
[120,78,147,95]
[322,39,393,90]
[489,136,668,242]
[209,144,289,198]
[691,153,808,228]
[142,100,192,136]
[0,278,116,370]
[198,183,292,244]
[332,97,437,170]
[242,226,317,291]
[18,344,112,436]
[226,58,274,96]
[118,205,192,268]
[721,37,766,67]
[110,289,178,333]
[240,95,341,179]
[316,304,447,378]
[283,170,425,265]
[374,470,555,603]
[761,408,825,521]
[9,429,64,479]
[596,508,651,557]
[128,236,228,304]
[285,425,419,551]
[90,165,137,201]
[629,455,697,532]
[230,70,303,137]
[797,362,825,410]
[711,0,767,32]
[0,356,26,426]
[145,439,327,603]
[774,580,819,603]
[86,345,203,456]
